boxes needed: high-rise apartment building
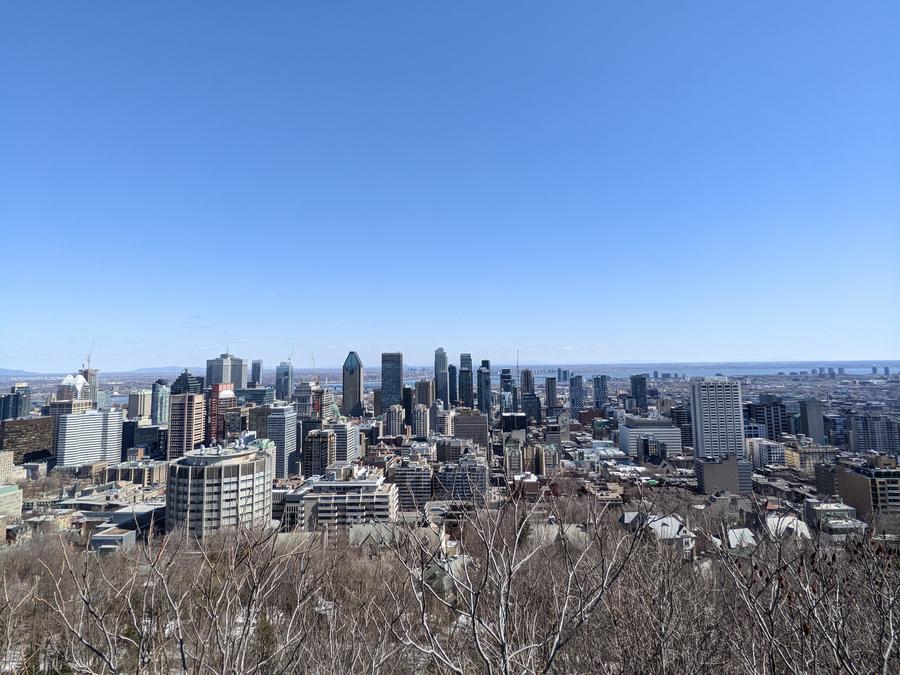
[326,421,360,463]
[303,428,335,478]
[434,348,449,407]
[391,459,433,513]
[545,376,558,416]
[267,405,298,478]
[412,404,430,438]
[593,375,609,408]
[630,374,649,413]
[385,404,405,437]
[206,352,248,389]
[415,379,434,409]
[167,393,205,460]
[690,378,744,459]
[166,442,273,538]
[799,398,826,445]
[151,380,170,425]
[477,360,491,415]
[570,375,584,416]
[341,351,364,416]
[275,361,294,402]
[127,390,152,420]
[381,352,403,408]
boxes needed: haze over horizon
[2,2,898,372]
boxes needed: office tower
[206,352,248,389]
[392,459,433,513]
[275,361,294,402]
[799,398,826,444]
[545,376,558,416]
[746,397,788,441]
[166,441,273,538]
[453,408,489,449]
[434,348,449,408]
[171,368,204,395]
[150,380,170,425]
[669,404,693,447]
[381,352,403,408]
[519,368,535,395]
[500,369,514,395]
[341,351,364,416]
[167,393,205,460]
[435,405,454,436]
[690,378,744,459]
[373,388,382,417]
[127,390,152,420]
[477,360,491,415]
[402,386,414,428]
[570,375,585,416]
[630,374,649,413]
[55,410,124,467]
[267,405,298,478]
[304,428,335,478]
[326,420,360,463]
[206,383,236,443]
[448,364,458,406]
[0,384,31,421]
[385,404,406,437]
[460,353,473,371]
[593,375,609,408]
[522,392,542,424]
[251,359,263,386]
[412,404,430,438]
[415,380,434,409]
[459,365,474,408]
[872,366,878,375]
[885,367,891,377]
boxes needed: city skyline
[2,2,898,371]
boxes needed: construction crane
[288,346,295,364]
[311,352,319,384]
[84,340,95,371]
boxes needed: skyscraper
[570,375,585,416]
[630,374,649,413]
[171,368,203,395]
[415,380,434,408]
[520,369,535,395]
[167,393,205,460]
[545,376,558,416]
[251,359,263,386]
[593,375,609,408]
[690,378,744,459]
[448,364,458,406]
[326,420,360,463]
[267,405,298,478]
[381,352,403,408]
[434,347,449,407]
[275,361,294,401]
[150,379,170,425]
[459,364,474,408]
[341,351,364,417]
[385,404,406,437]
[460,353,473,371]
[477,360,491,415]
[206,352,248,389]
[412,404,430,438]
[0,384,31,421]
[303,428,335,477]
[799,398,826,444]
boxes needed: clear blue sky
[1,1,898,372]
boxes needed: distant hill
[0,368,45,377]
